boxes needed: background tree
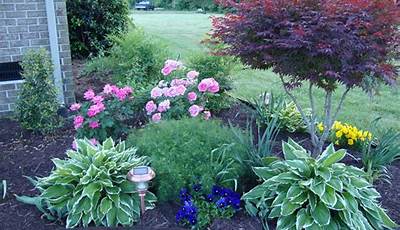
[212,0,400,154]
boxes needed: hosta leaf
[66,211,82,228]
[286,160,310,176]
[82,182,102,199]
[271,191,286,207]
[267,172,299,184]
[290,191,308,205]
[316,167,331,181]
[268,205,281,218]
[296,208,313,230]
[327,177,343,192]
[308,193,317,211]
[286,184,303,199]
[343,192,358,213]
[106,206,117,227]
[261,156,280,166]
[281,199,301,216]
[42,185,71,198]
[119,181,136,193]
[377,207,399,229]
[350,177,370,189]
[305,222,321,230]
[332,194,346,211]
[287,138,307,153]
[365,212,383,230]
[310,179,325,197]
[105,186,121,195]
[320,186,337,207]
[116,208,131,225]
[253,167,280,180]
[245,201,258,216]
[242,184,267,200]
[277,213,296,230]
[74,196,92,214]
[320,149,346,167]
[316,144,335,163]
[102,138,114,150]
[81,213,92,227]
[311,201,330,226]
[100,197,112,214]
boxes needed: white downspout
[45,0,64,104]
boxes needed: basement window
[0,62,23,82]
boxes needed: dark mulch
[72,59,113,101]
[0,102,399,229]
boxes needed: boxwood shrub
[126,118,249,202]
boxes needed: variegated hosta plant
[242,138,398,230]
[17,138,156,228]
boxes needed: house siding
[0,0,74,117]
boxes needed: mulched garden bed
[0,103,399,229]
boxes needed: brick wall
[0,0,75,117]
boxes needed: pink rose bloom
[187,92,197,102]
[84,89,95,100]
[208,78,220,93]
[176,85,186,96]
[161,65,173,76]
[152,113,162,123]
[103,84,113,94]
[92,95,104,104]
[187,70,199,80]
[161,60,182,76]
[188,105,203,117]
[165,87,178,97]
[87,102,105,117]
[203,111,211,120]
[145,100,157,114]
[89,138,98,146]
[111,85,120,94]
[74,115,84,129]
[89,121,100,129]
[122,86,133,95]
[69,103,81,111]
[115,89,128,101]
[151,87,163,98]
[197,79,211,92]
[158,99,170,112]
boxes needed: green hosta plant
[242,139,398,230]
[17,138,156,228]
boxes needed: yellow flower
[368,133,372,140]
[317,123,324,131]
[336,131,343,138]
[348,139,354,145]
[342,127,348,134]
[363,131,368,138]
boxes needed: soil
[0,102,399,230]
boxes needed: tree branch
[332,87,351,123]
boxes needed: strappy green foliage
[17,138,156,228]
[242,139,398,230]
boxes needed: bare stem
[308,83,319,149]
[332,87,351,123]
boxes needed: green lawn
[132,11,400,131]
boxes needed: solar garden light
[127,166,155,215]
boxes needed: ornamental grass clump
[17,138,156,228]
[242,139,398,229]
[127,118,249,202]
[212,0,400,154]
[15,49,62,133]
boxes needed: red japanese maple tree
[212,0,400,154]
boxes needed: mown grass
[132,10,400,131]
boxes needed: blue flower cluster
[209,185,241,210]
[175,184,241,226]
[176,188,198,225]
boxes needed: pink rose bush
[145,59,218,122]
[71,84,134,141]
